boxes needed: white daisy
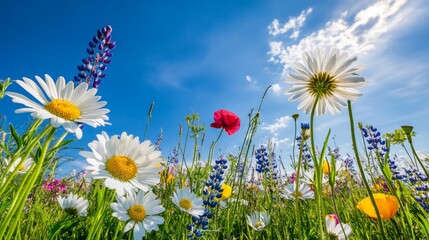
[325,214,352,240]
[4,157,34,174]
[171,187,205,217]
[111,190,165,240]
[285,49,367,115]
[81,131,163,196]
[6,74,109,139]
[57,193,89,216]
[247,211,270,231]
[281,182,314,200]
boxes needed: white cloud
[268,8,313,40]
[271,84,282,94]
[246,75,252,82]
[268,0,413,74]
[270,137,290,147]
[262,115,291,134]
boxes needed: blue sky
[1,0,428,174]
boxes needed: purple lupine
[168,147,179,167]
[255,145,269,174]
[405,166,429,211]
[187,158,228,239]
[362,125,389,159]
[296,135,313,169]
[74,25,116,89]
[268,151,278,180]
[155,130,163,151]
[343,153,357,175]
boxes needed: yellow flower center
[45,99,81,121]
[18,165,26,171]
[292,191,303,198]
[106,155,137,181]
[308,72,337,97]
[179,198,193,210]
[254,221,263,229]
[128,204,146,222]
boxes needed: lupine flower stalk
[187,158,228,239]
[74,25,116,88]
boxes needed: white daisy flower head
[285,48,367,115]
[57,193,89,216]
[4,157,34,174]
[171,187,205,217]
[111,190,165,240]
[6,74,109,139]
[302,169,328,185]
[281,182,314,200]
[325,214,352,240]
[247,211,270,231]
[81,131,164,196]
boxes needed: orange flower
[357,193,399,220]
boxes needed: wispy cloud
[262,115,291,134]
[271,83,282,94]
[268,8,313,40]
[268,0,416,74]
[269,137,290,147]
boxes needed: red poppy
[210,109,240,135]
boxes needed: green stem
[1,122,50,194]
[1,126,56,239]
[294,133,305,239]
[308,95,325,239]
[347,100,386,240]
[207,129,223,167]
[406,134,429,179]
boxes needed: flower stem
[308,95,325,239]
[347,100,386,240]
[1,126,56,239]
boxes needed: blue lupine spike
[75,25,115,88]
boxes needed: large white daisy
[247,211,270,231]
[285,49,367,115]
[4,157,34,174]
[325,214,352,240]
[280,182,314,200]
[57,193,89,217]
[111,190,165,240]
[6,74,109,139]
[81,131,164,195]
[171,187,205,217]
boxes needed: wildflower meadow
[1,17,429,240]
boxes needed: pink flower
[210,109,240,135]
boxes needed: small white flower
[171,187,205,217]
[111,190,165,240]
[6,74,109,139]
[325,214,352,240]
[4,157,33,174]
[247,211,270,231]
[57,193,89,216]
[281,182,314,200]
[81,131,163,196]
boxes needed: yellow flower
[221,184,232,201]
[322,160,331,175]
[357,193,399,220]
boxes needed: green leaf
[9,124,22,148]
